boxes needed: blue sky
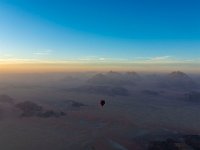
[0,0,200,64]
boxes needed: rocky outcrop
[159,71,196,90]
[15,101,66,118]
[88,71,140,86]
[148,135,200,150]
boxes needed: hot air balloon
[100,100,105,107]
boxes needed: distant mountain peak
[169,71,189,79]
[87,73,109,84]
[106,71,121,77]
[126,71,138,75]
[88,71,140,86]
[161,71,197,90]
[107,71,120,74]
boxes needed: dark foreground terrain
[0,71,200,150]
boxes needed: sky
[0,0,200,72]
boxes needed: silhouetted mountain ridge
[159,71,197,90]
[88,71,140,86]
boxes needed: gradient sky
[0,0,200,72]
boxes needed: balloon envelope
[100,100,105,107]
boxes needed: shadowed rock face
[169,71,189,78]
[87,71,140,86]
[148,135,200,150]
[106,71,122,78]
[184,135,200,150]
[168,71,195,85]
[15,101,66,118]
[88,73,111,85]
[87,73,128,85]
[159,71,197,90]
[15,101,43,117]
[148,139,180,150]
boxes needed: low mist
[0,71,200,149]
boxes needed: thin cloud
[77,56,110,62]
[0,58,39,64]
[3,54,13,57]
[33,49,52,55]
[0,55,199,65]
[150,56,172,61]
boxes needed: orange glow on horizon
[0,62,199,74]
